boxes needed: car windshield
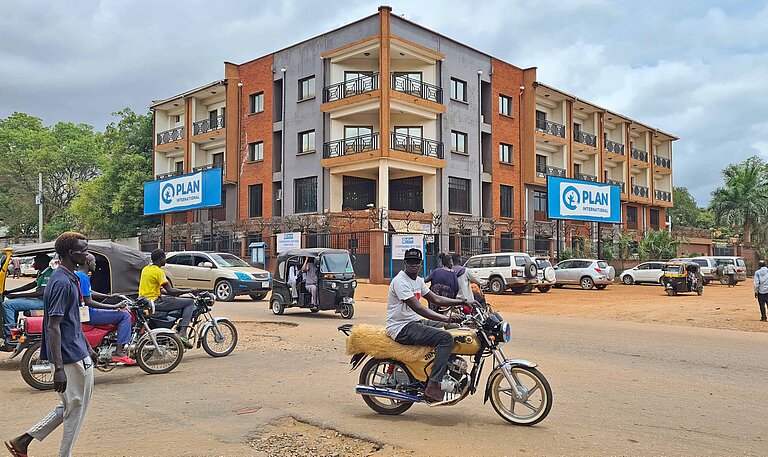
[536,259,551,268]
[209,253,251,268]
[321,253,353,273]
[737,259,746,267]
[664,265,684,274]
[691,259,707,267]
[597,261,608,268]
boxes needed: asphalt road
[1,297,767,456]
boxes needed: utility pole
[37,172,43,243]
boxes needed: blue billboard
[143,168,222,215]
[546,176,621,224]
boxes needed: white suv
[464,252,540,295]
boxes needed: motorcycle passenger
[2,253,53,345]
[451,252,487,305]
[76,253,136,365]
[302,256,318,310]
[387,248,469,402]
[138,249,198,349]
[425,253,459,312]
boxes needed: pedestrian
[424,253,459,312]
[10,256,20,279]
[5,231,96,457]
[724,262,736,287]
[754,260,768,322]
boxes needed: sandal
[4,440,27,457]
[111,355,137,366]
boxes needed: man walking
[754,260,768,322]
[5,232,95,457]
[10,256,20,279]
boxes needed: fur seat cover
[346,324,432,362]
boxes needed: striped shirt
[754,267,768,294]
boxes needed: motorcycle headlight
[330,282,338,290]
[235,272,252,281]
[351,280,357,289]
[499,321,511,343]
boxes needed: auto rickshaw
[660,260,703,296]
[270,248,356,319]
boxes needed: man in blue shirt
[5,232,95,457]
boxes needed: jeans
[88,308,132,345]
[395,320,454,383]
[757,293,768,320]
[154,296,195,332]
[3,297,44,337]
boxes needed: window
[248,142,264,162]
[499,94,512,116]
[392,72,422,95]
[342,176,376,210]
[627,206,638,224]
[451,130,467,154]
[299,76,315,100]
[499,143,513,164]
[465,258,480,268]
[500,185,514,218]
[574,163,581,176]
[536,154,547,172]
[573,123,581,136]
[173,115,181,124]
[650,209,660,228]
[249,92,264,114]
[448,177,471,213]
[298,130,315,154]
[389,176,423,212]
[212,152,224,165]
[294,176,317,213]
[450,78,467,102]
[175,161,184,173]
[248,184,263,217]
[514,256,528,267]
[495,256,511,267]
[534,190,547,212]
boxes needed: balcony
[575,172,598,182]
[574,131,597,147]
[536,164,567,178]
[322,73,379,103]
[390,132,444,159]
[192,162,224,173]
[323,133,379,159]
[536,119,566,138]
[605,139,625,155]
[631,184,650,198]
[606,178,626,193]
[157,127,184,146]
[654,155,671,169]
[193,115,225,136]
[156,170,183,180]
[391,74,442,103]
[655,189,672,202]
[630,147,649,162]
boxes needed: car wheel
[553,284,564,289]
[537,286,551,293]
[511,286,526,294]
[580,276,594,290]
[214,280,235,302]
[488,278,505,295]
[622,275,634,285]
[524,285,534,293]
[595,284,607,290]
[249,293,267,301]
[702,279,710,285]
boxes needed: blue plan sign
[546,176,621,223]
[143,168,222,215]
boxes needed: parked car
[713,256,747,283]
[553,258,615,290]
[533,257,557,292]
[672,257,716,285]
[162,251,271,301]
[19,257,37,277]
[464,252,539,294]
[619,261,665,285]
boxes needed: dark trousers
[395,320,454,383]
[757,293,768,320]
[155,296,195,331]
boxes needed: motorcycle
[19,296,185,390]
[338,301,553,425]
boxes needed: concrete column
[378,160,389,209]
[370,230,386,285]
[379,6,391,157]
[330,173,343,212]
[423,173,437,213]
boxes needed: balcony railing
[631,184,650,198]
[654,155,671,169]
[575,172,598,182]
[536,164,567,178]
[192,162,224,173]
[655,189,672,202]
[390,132,444,158]
[322,73,379,103]
[574,131,597,147]
[193,115,225,136]
[157,126,184,145]
[606,178,626,193]
[605,139,625,155]
[630,147,648,162]
[155,170,183,180]
[535,119,566,138]
[323,133,379,159]
[391,74,443,103]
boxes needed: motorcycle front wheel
[20,341,53,390]
[136,333,184,375]
[201,319,238,357]
[359,359,415,415]
[488,366,552,425]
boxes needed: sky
[1,0,767,205]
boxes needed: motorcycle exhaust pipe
[355,385,423,403]
[31,364,53,374]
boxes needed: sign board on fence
[391,234,424,260]
[276,232,302,253]
[143,168,222,215]
[546,176,621,224]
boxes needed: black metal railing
[322,73,379,103]
[605,139,625,155]
[535,119,566,138]
[606,178,626,193]
[535,164,567,178]
[655,189,672,202]
[192,162,224,173]
[155,170,183,180]
[391,74,443,103]
[323,133,379,159]
[193,115,225,135]
[575,172,598,182]
[632,184,650,198]
[654,155,671,169]
[390,132,444,158]
[156,126,184,145]
[630,147,648,162]
[574,131,597,147]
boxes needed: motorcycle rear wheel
[359,359,415,415]
[488,366,552,426]
[20,341,53,390]
[136,333,184,374]
[201,319,238,357]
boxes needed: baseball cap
[403,248,423,263]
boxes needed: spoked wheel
[622,275,634,285]
[489,278,505,294]
[580,276,594,290]
[488,366,552,426]
[359,359,415,415]
[201,319,238,357]
[136,333,184,374]
[20,341,53,390]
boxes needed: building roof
[150,79,227,109]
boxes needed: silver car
[554,258,615,290]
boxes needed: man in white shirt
[387,248,468,401]
[753,260,768,322]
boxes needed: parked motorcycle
[338,301,553,425]
[19,297,185,390]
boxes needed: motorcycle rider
[138,249,198,349]
[2,253,53,346]
[387,248,470,402]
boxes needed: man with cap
[754,259,768,322]
[386,248,473,402]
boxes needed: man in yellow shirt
[139,249,198,348]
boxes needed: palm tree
[709,156,768,243]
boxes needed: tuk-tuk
[661,260,704,296]
[270,248,356,319]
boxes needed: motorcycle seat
[25,316,44,335]
[345,324,432,362]
[82,324,117,332]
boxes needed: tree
[669,187,701,227]
[709,156,768,243]
[638,230,679,261]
